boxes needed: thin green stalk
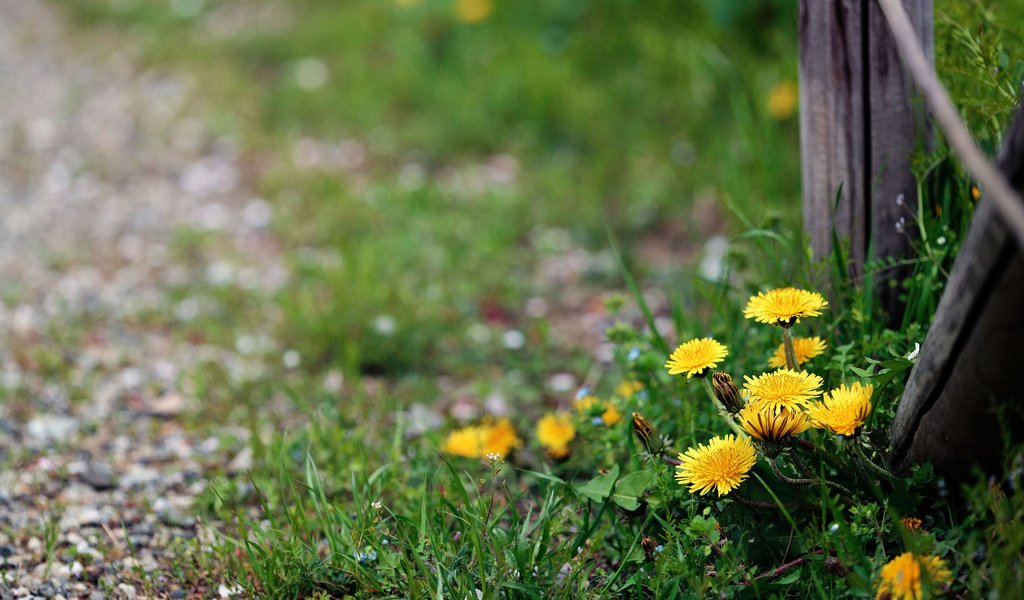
[769,456,819,486]
[854,442,897,482]
[781,326,800,371]
[700,376,744,436]
[774,452,856,495]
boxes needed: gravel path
[0,3,284,597]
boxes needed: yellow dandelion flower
[675,434,757,496]
[601,404,623,426]
[807,382,873,436]
[665,337,728,379]
[875,553,951,600]
[766,80,798,120]
[574,395,622,427]
[743,369,823,413]
[616,380,644,398]
[442,419,521,459]
[744,287,828,326]
[536,412,575,458]
[442,425,486,458]
[768,336,827,369]
[482,418,522,458]
[738,404,809,442]
[454,0,493,23]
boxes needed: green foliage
[51,0,1024,597]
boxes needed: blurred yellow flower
[738,404,809,442]
[807,382,873,436]
[665,337,728,379]
[455,0,493,23]
[616,380,644,398]
[574,395,622,426]
[536,412,575,458]
[766,81,798,120]
[744,288,828,326]
[768,336,826,369]
[483,418,521,457]
[875,553,951,600]
[442,425,485,458]
[743,369,823,413]
[675,434,756,496]
[441,418,521,459]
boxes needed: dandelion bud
[641,535,658,562]
[632,412,656,452]
[711,372,744,413]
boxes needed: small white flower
[371,501,383,510]
[908,342,921,361]
[485,452,502,463]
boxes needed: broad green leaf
[575,464,620,502]
[610,469,657,510]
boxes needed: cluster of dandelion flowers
[441,418,522,459]
[665,337,728,378]
[807,382,873,436]
[768,336,826,369]
[574,395,623,426]
[536,412,576,458]
[875,553,951,600]
[744,287,828,326]
[743,369,823,414]
[675,434,757,496]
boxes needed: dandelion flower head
[768,336,827,369]
[482,418,522,457]
[574,395,622,426]
[536,412,576,458]
[743,369,823,413]
[616,380,644,398]
[455,0,493,23]
[766,81,798,120]
[744,287,828,326]
[738,404,809,442]
[442,418,521,459]
[665,337,728,379]
[807,382,873,436]
[675,434,757,496]
[875,553,951,600]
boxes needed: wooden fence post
[799,0,932,318]
[890,105,1024,481]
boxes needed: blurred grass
[58,0,802,376]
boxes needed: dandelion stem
[700,376,744,436]
[731,492,818,512]
[854,442,897,482]
[781,326,800,371]
[769,457,819,486]
[784,451,856,501]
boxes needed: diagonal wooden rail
[877,0,1024,247]
[878,0,1024,478]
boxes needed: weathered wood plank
[800,0,867,272]
[866,0,932,313]
[890,105,1024,480]
[799,0,931,318]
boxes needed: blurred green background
[61,0,802,381]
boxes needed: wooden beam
[799,0,931,318]
[890,105,1024,480]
